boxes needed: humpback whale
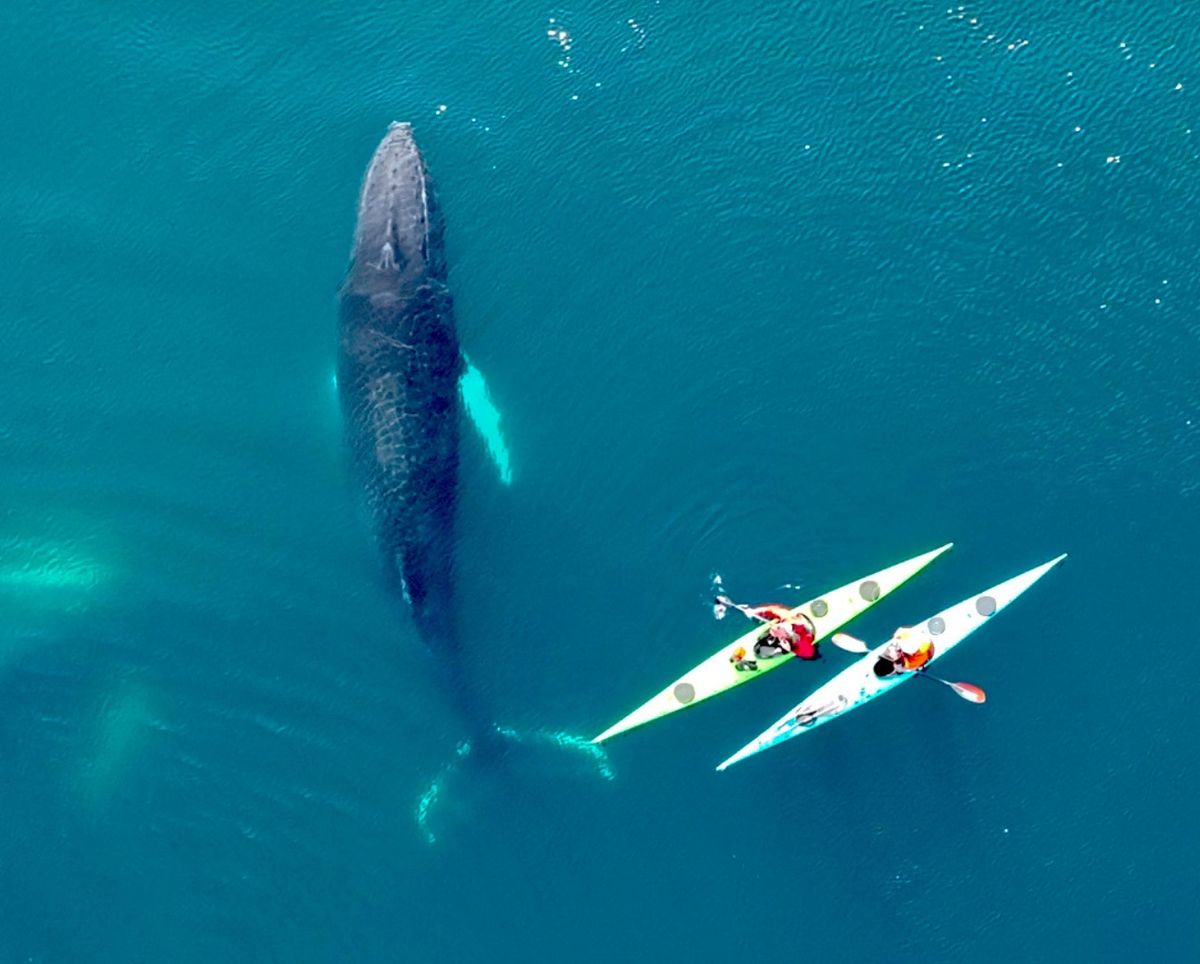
[338,122,461,651]
[337,123,608,842]
[337,122,497,749]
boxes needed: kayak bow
[591,543,953,744]
[715,553,1067,771]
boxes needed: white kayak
[591,543,953,744]
[715,553,1067,771]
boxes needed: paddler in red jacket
[716,596,819,667]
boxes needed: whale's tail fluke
[413,723,614,845]
[400,608,613,845]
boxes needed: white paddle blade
[830,633,870,654]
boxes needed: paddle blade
[830,633,870,654]
[951,682,987,704]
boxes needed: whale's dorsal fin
[459,355,513,485]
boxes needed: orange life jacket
[899,640,934,671]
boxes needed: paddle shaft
[716,597,774,623]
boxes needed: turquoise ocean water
[2,1,1197,960]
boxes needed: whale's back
[337,125,462,646]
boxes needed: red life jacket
[749,606,819,659]
[789,621,818,660]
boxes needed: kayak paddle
[829,633,871,654]
[913,671,986,704]
[719,601,868,655]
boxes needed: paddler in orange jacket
[872,626,935,678]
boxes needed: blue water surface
[1,1,1197,961]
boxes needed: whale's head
[343,122,445,294]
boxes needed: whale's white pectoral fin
[459,356,513,486]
